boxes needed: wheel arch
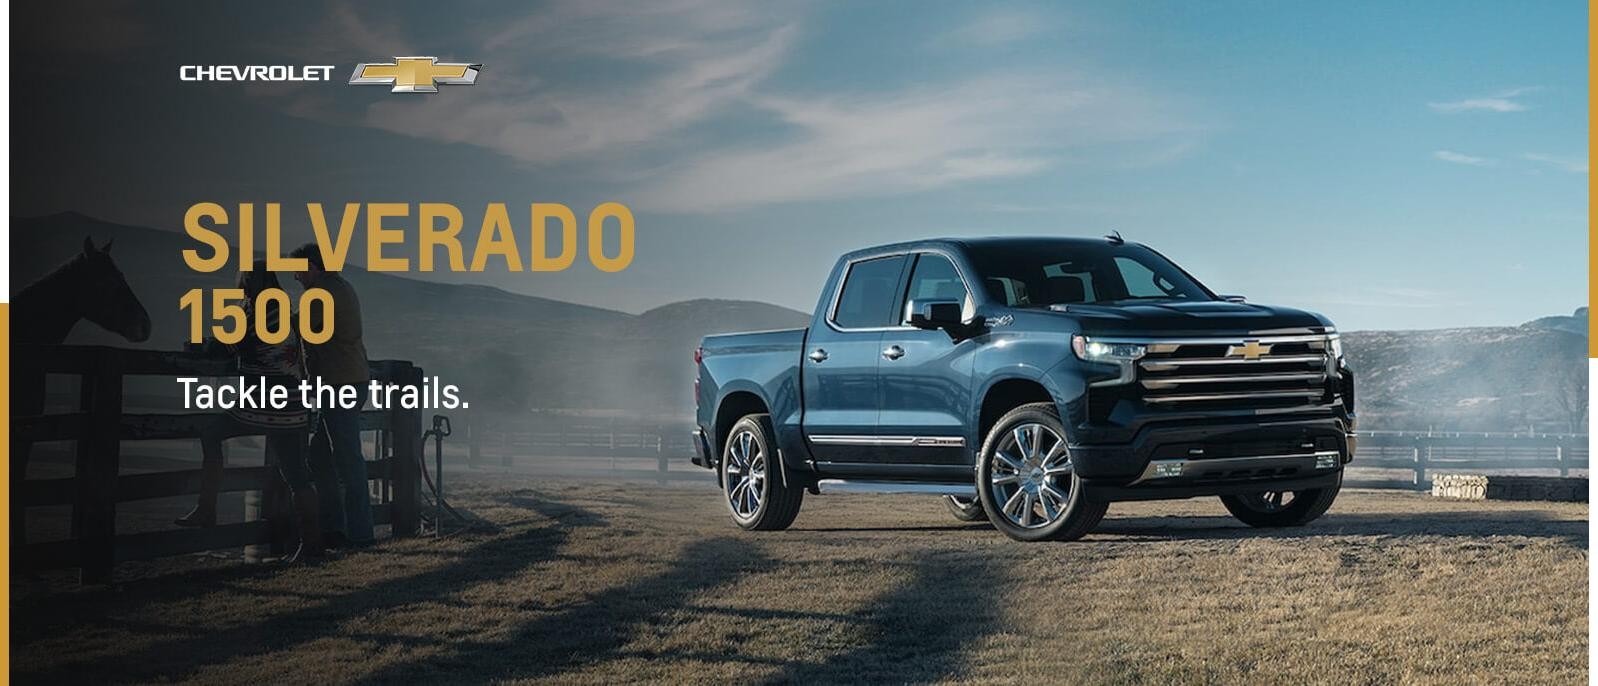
[713,388,770,461]
[976,377,1057,446]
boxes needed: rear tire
[942,495,986,522]
[721,414,803,531]
[976,402,1107,542]
[1219,473,1341,527]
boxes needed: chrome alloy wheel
[988,422,1072,529]
[724,428,766,518]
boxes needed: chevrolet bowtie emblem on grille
[1226,340,1273,360]
[349,57,480,93]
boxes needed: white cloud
[1433,150,1492,166]
[631,76,1195,212]
[353,2,799,167]
[1522,153,1588,174]
[1427,87,1541,113]
[938,9,1052,46]
[262,1,1195,214]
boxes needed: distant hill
[12,212,1585,431]
[1343,322,1586,433]
[1522,307,1588,338]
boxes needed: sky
[12,0,1589,331]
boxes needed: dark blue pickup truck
[692,236,1356,541]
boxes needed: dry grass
[12,475,1587,685]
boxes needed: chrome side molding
[808,435,966,448]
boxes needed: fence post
[73,352,123,584]
[1557,444,1567,477]
[388,363,424,538]
[657,427,667,486]
[1411,441,1424,489]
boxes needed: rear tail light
[693,347,703,409]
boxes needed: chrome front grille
[1137,336,1334,409]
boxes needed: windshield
[965,241,1215,307]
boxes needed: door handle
[809,348,829,363]
[882,345,905,360]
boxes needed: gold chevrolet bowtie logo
[1226,340,1273,360]
[350,57,480,93]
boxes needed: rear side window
[832,255,908,328]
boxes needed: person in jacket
[289,243,375,547]
[176,264,324,562]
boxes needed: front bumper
[1067,415,1353,500]
[1130,450,1341,485]
[1080,449,1342,501]
[1081,469,1342,502]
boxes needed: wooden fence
[1350,430,1588,488]
[464,415,1589,489]
[11,344,425,583]
[463,413,695,482]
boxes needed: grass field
[12,475,1588,684]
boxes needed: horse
[14,237,151,345]
[12,237,152,547]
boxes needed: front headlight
[1072,335,1144,386]
[1327,334,1344,362]
[1072,335,1146,362]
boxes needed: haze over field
[14,213,1586,432]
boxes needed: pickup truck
[692,236,1356,541]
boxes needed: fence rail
[11,344,425,583]
[1351,430,1587,487]
[465,415,1589,488]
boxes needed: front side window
[832,255,908,328]
[902,253,971,323]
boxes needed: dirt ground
[11,475,1588,685]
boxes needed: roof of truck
[839,235,1127,259]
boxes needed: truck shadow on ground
[17,487,1020,684]
[756,550,1006,685]
[348,535,779,684]
[354,494,1006,683]
[789,523,993,533]
[1093,509,1586,547]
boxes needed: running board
[814,479,976,497]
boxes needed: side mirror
[1221,294,1247,303]
[907,299,963,330]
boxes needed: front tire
[721,414,803,531]
[1219,473,1341,527]
[976,403,1107,542]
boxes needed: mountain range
[12,213,1586,432]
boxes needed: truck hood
[1040,300,1334,337]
